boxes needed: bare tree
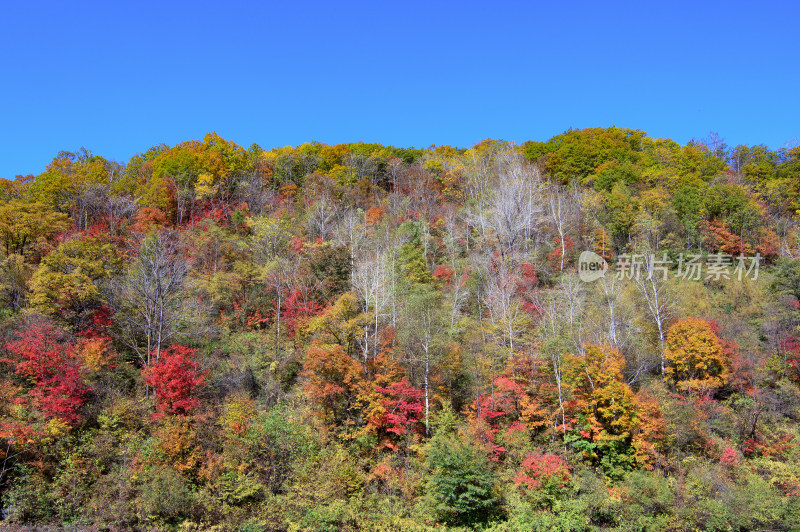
[401,162,440,221]
[440,205,470,329]
[168,174,198,226]
[534,290,570,451]
[548,185,580,272]
[596,275,623,347]
[465,150,544,260]
[352,249,391,369]
[116,230,187,366]
[345,151,382,185]
[583,275,644,383]
[333,209,368,272]
[558,272,586,356]
[485,262,526,359]
[0,440,26,494]
[234,171,276,215]
[386,156,406,211]
[634,253,675,376]
[307,198,338,241]
[400,285,445,436]
[73,183,106,231]
[106,193,138,236]
[704,131,728,159]
[486,159,543,259]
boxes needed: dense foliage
[1,129,800,530]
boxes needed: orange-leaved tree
[302,341,364,431]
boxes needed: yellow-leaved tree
[663,317,730,395]
[564,344,664,477]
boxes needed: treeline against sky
[1,128,800,530]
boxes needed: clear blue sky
[2,0,798,178]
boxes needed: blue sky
[2,0,798,178]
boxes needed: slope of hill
[1,128,799,530]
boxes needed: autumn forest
[2,128,800,530]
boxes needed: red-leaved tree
[3,321,90,426]
[374,379,425,450]
[281,288,323,338]
[514,451,571,491]
[143,344,205,416]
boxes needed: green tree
[603,183,638,249]
[424,429,500,527]
[523,127,646,184]
[772,257,800,301]
[673,182,705,246]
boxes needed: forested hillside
[2,128,800,530]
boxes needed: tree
[116,230,187,366]
[143,344,205,416]
[523,127,646,184]
[0,200,69,259]
[0,253,31,311]
[30,149,123,220]
[399,284,446,435]
[548,185,580,272]
[467,373,548,457]
[485,261,530,359]
[148,134,247,224]
[663,318,730,394]
[249,215,292,263]
[307,243,351,302]
[424,429,499,527]
[372,379,425,450]
[352,249,391,367]
[29,233,123,328]
[281,287,323,338]
[563,344,641,478]
[306,198,337,240]
[104,192,138,236]
[632,188,672,249]
[771,257,800,302]
[634,253,676,376]
[589,273,638,353]
[534,290,573,450]
[603,183,638,250]
[301,341,364,430]
[471,150,543,260]
[514,451,571,503]
[304,292,366,357]
[2,320,90,426]
[673,183,704,248]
